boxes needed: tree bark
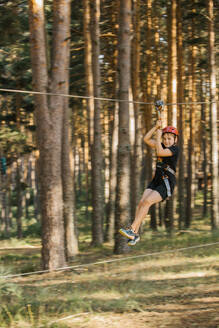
[29,0,68,270]
[207,0,219,229]
[106,103,119,242]
[61,0,78,259]
[16,159,23,239]
[186,13,196,228]
[83,0,94,148]
[145,0,157,230]
[165,0,177,232]
[154,9,161,99]
[105,2,119,241]
[170,0,177,127]
[114,0,131,254]
[200,68,208,218]
[90,0,104,245]
[131,0,142,221]
[176,0,185,229]
[83,0,94,222]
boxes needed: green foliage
[0,126,34,162]
[0,268,22,302]
[0,1,26,45]
[23,221,41,238]
[0,1,30,83]
[0,126,26,150]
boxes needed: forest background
[0,1,219,327]
[0,0,218,272]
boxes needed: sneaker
[127,235,140,246]
[119,228,137,240]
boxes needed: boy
[119,120,179,245]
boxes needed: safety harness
[156,162,176,198]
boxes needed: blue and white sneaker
[119,227,138,240]
[127,235,140,246]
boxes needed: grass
[0,227,219,327]
[0,192,219,327]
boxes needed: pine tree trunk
[33,153,41,222]
[165,0,177,232]
[143,0,154,229]
[83,0,94,221]
[167,3,172,124]
[5,168,11,237]
[104,0,119,242]
[104,111,110,225]
[131,0,142,220]
[62,102,78,259]
[186,15,196,228]
[16,160,23,239]
[207,0,219,229]
[29,0,67,270]
[176,0,185,229]
[90,0,104,245]
[83,0,94,148]
[200,66,208,217]
[106,103,119,242]
[154,12,161,99]
[114,0,131,254]
[171,0,177,127]
[1,174,10,237]
[60,0,78,259]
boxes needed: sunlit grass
[0,246,219,327]
[0,189,219,327]
[0,238,36,248]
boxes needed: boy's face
[162,133,176,148]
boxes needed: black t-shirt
[155,143,179,180]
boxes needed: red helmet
[162,126,179,136]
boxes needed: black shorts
[147,176,176,201]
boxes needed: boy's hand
[155,120,162,129]
[156,128,162,140]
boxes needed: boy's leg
[119,189,162,241]
[119,189,154,240]
[131,190,162,234]
[134,188,154,219]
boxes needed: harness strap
[163,176,172,198]
[156,163,176,199]
[165,166,176,176]
[163,166,175,198]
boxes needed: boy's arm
[155,129,173,157]
[144,120,161,149]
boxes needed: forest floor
[0,219,219,327]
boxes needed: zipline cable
[0,87,151,104]
[39,312,90,328]
[1,241,219,280]
[0,87,217,106]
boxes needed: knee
[140,197,152,207]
